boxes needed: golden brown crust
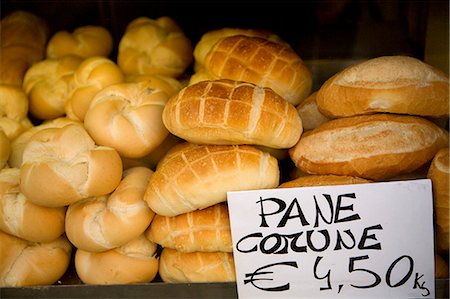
[279,174,371,188]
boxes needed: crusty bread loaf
[20,124,123,207]
[427,148,449,253]
[0,85,33,140]
[84,81,170,158]
[202,35,312,106]
[0,168,66,242]
[163,79,303,149]
[65,167,154,252]
[279,174,371,188]
[126,73,184,97]
[289,114,449,180]
[435,254,449,278]
[159,248,235,283]
[23,55,83,120]
[296,91,331,131]
[65,56,125,121]
[146,203,232,253]
[144,142,279,216]
[117,16,193,77]
[316,56,450,118]
[0,230,72,287]
[46,25,113,59]
[0,130,10,170]
[75,234,159,284]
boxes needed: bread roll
[46,25,113,59]
[316,56,450,118]
[23,55,83,120]
[75,234,159,285]
[144,142,280,216]
[146,203,232,253]
[0,230,72,287]
[279,174,371,188]
[84,81,170,158]
[126,73,184,97]
[296,91,331,131]
[435,254,449,278]
[0,85,32,140]
[163,79,303,149]
[66,167,154,252]
[65,56,125,121]
[0,45,43,86]
[117,16,193,77]
[289,114,449,180]
[0,168,66,242]
[20,124,123,207]
[159,248,235,283]
[427,148,449,253]
[0,130,10,170]
[202,35,312,105]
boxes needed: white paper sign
[227,179,435,298]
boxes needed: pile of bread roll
[0,8,448,287]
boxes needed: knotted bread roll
[65,167,154,252]
[20,124,123,207]
[126,73,185,97]
[278,174,371,189]
[0,85,33,140]
[144,142,279,216]
[163,79,303,149]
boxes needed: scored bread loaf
[427,148,449,253]
[279,174,371,189]
[146,203,232,253]
[289,114,449,180]
[65,167,154,252]
[296,91,331,131]
[159,248,235,283]
[163,79,303,149]
[0,230,72,287]
[144,142,280,216]
[20,124,123,208]
[75,234,159,284]
[0,168,66,243]
[202,35,312,106]
[0,85,33,141]
[316,56,450,118]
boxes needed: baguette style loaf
[144,143,280,216]
[163,79,302,149]
[289,114,449,180]
[316,56,450,118]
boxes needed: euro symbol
[244,261,298,292]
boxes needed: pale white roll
[296,91,331,131]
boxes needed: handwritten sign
[227,179,435,298]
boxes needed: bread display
[163,79,303,149]
[74,234,159,284]
[0,85,33,141]
[0,168,66,243]
[296,91,331,131]
[144,142,279,216]
[46,25,113,59]
[279,174,371,188]
[146,203,232,253]
[289,114,449,180]
[65,167,154,252]
[20,124,123,207]
[125,73,185,97]
[158,248,235,283]
[316,56,449,118]
[84,81,170,158]
[117,16,193,77]
[427,148,449,253]
[0,230,72,287]
[0,130,10,170]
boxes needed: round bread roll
[435,254,449,279]
[75,234,159,285]
[146,203,232,253]
[144,142,280,216]
[0,230,72,287]
[117,16,193,77]
[84,81,170,158]
[65,56,125,121]
[427,148,449,253]
[0,130,10,170]
[316,56,450,118]
[125,73,184,97]
[202,35,312,106]
[296,91,331,131]
[0,85,33,141]
[20,124,123,208]
[279,174,371,188]
[0,168,66,242]
[23,55,83,120]
[46,25,113,59]
[163,79,303,149]
[159,248,235,283]
[66,167,154,252]
[289,114,449,180]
